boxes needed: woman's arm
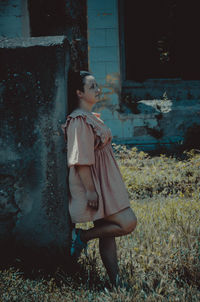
[76,165,98,209]
[76,165,95,191]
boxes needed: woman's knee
[104,207,137,235]
[122,208,137,234]
[121,216,137,234]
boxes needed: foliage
[0,146,200,301]
[112,144,200,201]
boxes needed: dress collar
[92,112,101,118]
[72,108,101,118]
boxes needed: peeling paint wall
[0,36,70,260]
[87,0,200,152]
[120,81,200,151]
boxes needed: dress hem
[71,205,130,224]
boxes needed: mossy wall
[0,36,70,263]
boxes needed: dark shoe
[70,228,87,260]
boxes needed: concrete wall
[87,0,200,152]
[28,0,88,70]
[120,81,200,151]
[0,0,30,37]
[87,0,121,105]
[0,36,70,263]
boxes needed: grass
[0,146,200,301]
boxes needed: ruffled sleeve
[66,116,95,167]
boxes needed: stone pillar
[87,0,125,141]
[0,36,70,265]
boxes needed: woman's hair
[67,69,92,115]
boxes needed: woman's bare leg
[80,207,137,243]
[79,207,137,287]
[99,237,119,285]
[93,219,119,285]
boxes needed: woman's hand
[75,165,99,210]
[86,190,99,210]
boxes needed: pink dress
[61,108,130,223]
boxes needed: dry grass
[0,146,200,301]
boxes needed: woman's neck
[78,101,93,112]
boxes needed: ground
[0,146,200,301]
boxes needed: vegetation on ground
[0,146,200,301]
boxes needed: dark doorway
[122,0,200,81]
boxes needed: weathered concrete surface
[95,96,200,152]
[0,0,88,70]
[28,0,88,70]
[0,0,30,38]
[0,36,70,263]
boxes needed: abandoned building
[1,0,200,151]
[0,0,200,255]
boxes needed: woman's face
[77,75,101,105]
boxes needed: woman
[61,70,137,287]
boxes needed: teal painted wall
[0,0,30,37]
[87,0,200,152]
